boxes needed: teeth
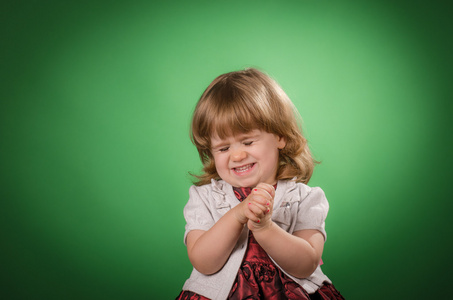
[234,164,253,172]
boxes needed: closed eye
[244,141,253,146]
[219,146,230,152]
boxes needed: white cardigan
[181,179,331,300]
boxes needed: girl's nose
[231,148,247,161]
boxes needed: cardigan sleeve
[183,185,216,245]
[293,186,329,240]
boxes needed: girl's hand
[232,199,255,225]
[246,183,275,231]
[232,188,270,225]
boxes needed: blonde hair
[190,68,316,186]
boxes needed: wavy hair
[190,68,316,186]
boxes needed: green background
[1,1,452,299]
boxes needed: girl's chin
[231,178,259,188]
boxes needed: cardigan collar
[210,178,298,210]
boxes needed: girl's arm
[185,209,243,275]
[186,199,259,275]
[248,185,327,278]
[186,183,276,275]
[252,225,325,279]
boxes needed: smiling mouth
[233,163,255,173]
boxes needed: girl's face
[210,129,286,188]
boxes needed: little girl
[176,68,344,300]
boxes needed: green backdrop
[1,1,452,299]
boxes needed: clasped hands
[234,183,275,232]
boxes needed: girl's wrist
[249,219,274,233]
[231,205,249,225]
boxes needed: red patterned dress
[176,186,344,300]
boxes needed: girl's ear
[277,136,286,150]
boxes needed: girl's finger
[255,183,275,198]
[251,189,272,205]
[244,206,261,223]
[247,202,267,218]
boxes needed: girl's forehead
[211,129,261,143]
